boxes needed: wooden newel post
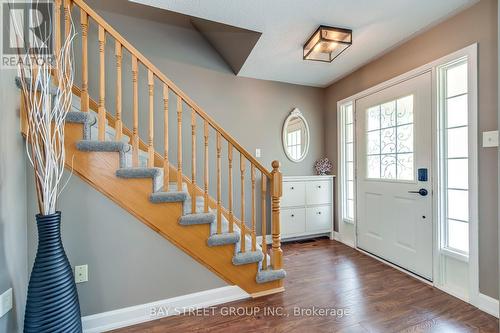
[271,160,283,270]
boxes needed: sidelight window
[340,102,355,222]
[438,59,471,255]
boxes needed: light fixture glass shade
[303,26,352,62]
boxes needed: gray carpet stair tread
[66,111,96,125]
[76,140,130,152]
[150,191,188,203]
[207,232,240,247]
[116,167,163,192]
[256,268,286,284]
[161,182,188,193]
[232,251,264,265]
[15,76,58,95]
[67,112,96,140]
[116,167,162,178]
[183,197,207,215]
[179,213,216,226]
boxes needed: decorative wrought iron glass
[365,95,415,181]
[303,26,352,62]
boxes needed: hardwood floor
[113,238,498,333]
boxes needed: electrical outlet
[482,130,499,147]
[255,148,261,158]
[0,288,13,318]
[75,265,88,284]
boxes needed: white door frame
[336,44,479,306]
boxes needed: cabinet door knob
[317,211,322,215]
[291,214,295,217]
[318,185,321,189]
[291,187,294,190]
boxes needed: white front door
[356,72,433,280]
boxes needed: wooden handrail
[67,0,283,271]
[72,0,271,179]
[71,84,255,236]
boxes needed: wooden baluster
[216,133,222,234]
[115,41,122,139]
[240,155,246,252]
[203,121,209,213]
[64,0,72,39]
[228,143,234,233]
[177,97,183,189]
[132,56,139,166]
[163,84,169,191]
[251,164,256,251]
[191,109,197,214]
[261,173,267,270]
[147,70,155,167]
[98,26,106,141]
[80,11,88,113]
[271,161,283,270]
[54,0,61,59]
[63,0,73,86]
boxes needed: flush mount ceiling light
[303,26,352,62]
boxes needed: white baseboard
[333,231,356,248]
[82,286,249,333]
[436,284,469,303]
[475,293,499,318]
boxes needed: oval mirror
[282,108,310,162]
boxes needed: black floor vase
[24,211,82,333]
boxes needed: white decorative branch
[12,1,76,215]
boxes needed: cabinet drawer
[281,208,306,236]
[306,205,332,232]
[282,182,306,207]
[306,181,332,205]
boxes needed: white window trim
[336,43,479,307]
[436,57,473,261]
[338,101,355,225]
[436,46,478,306]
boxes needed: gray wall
[83,0,325,177]
[324,0,498,299]
[23,0,325,318]
[12,0,500,323]
[0,69,28,332]
[26,171,226,316]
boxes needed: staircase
[19,0,285,297]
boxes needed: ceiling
[130,0,477,87]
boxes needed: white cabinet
[281,176,335,240]
[306,181,332,205]
[281,182,305,207]
[281,208,306,235]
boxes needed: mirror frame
[282,108,310,163]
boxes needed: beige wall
[325,0,498,298]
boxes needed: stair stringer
[65,121,283,296]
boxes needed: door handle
[408,188,428,196]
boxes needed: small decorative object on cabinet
[15,2,82,332]
[314,157,333,175]
[281,176,335,240]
